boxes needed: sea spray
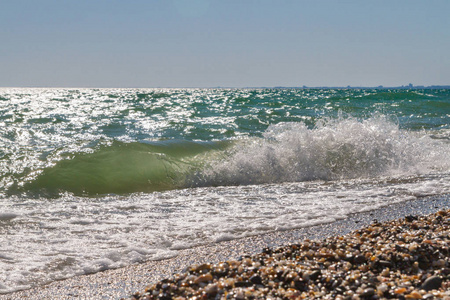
[199,115,449,187]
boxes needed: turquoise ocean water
[1,88,449,292]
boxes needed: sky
[1,0,449,88]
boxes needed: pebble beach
[129,210,449,300]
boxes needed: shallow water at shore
[2,195,449,300]
[2,175,450,293]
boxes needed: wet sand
[1,195,449,300]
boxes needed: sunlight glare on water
[0,88,449,293]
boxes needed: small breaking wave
[13,115,450,196]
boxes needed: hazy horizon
[1,84,449,89]
[1,0,449,88]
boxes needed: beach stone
[235,291,245,300]
[194,263,211,273]
[293,279,308,291]
[234,281,252,287]
[156,293,171,300]
[360,287,375,298]
[395,287,407,294]
[377,283,388,293]
[204,283,218,295]
[406,290,423,299]
[354,255,366,264]
[421,276,442,291]
[432,259,446,268]
[405,215,418,222]
[308,270,321,281]
[378,260,392,267]
[194,273,213,284]
[249,274,262,285]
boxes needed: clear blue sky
[1,0,449,88]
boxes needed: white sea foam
[1,172,450,293]
[200,115,450,187]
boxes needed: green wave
[23,140,231,196]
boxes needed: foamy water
[2,175,450,292]
[0,88,449,293]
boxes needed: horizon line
[1,84,450,89]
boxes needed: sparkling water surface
[0,88,449,293]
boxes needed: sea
[0,88,449,293]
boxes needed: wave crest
[198,115,449,186]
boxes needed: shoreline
[131,204,449,299]
[2,194,449,300]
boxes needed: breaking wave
[19,115,450,196]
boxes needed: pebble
[360,287,375,297]
[128,210,450,299]
[249,274,262,285]
[421,275,442,291]
[406,290,423,299]
[193,273,213,284]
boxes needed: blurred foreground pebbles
[128,210,449,299]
